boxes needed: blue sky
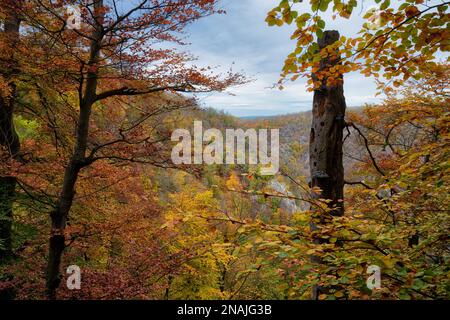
[183,0,383,117]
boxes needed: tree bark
[45,0,104,299]
[309,30,347,299]
[0,3,21,263]
[309,30,346,216]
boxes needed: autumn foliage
[0,0,449,300]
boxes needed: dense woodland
[0,0,448,300]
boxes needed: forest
[0,0,448,301]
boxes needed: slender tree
[21,0,243,298]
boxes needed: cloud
[185,0,381,116]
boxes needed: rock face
[269,180,297,215]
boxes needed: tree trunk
[0,90,20,262]
[45,0,104,299]
[0,177,16,261]
[46,161,82,298]
[309,30,346,216]
[0,4,21,263]
[45,70,96,300]
[309,30,347,299]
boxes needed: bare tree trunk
[0,4,21,263]
[45,0,104,299]
[309,30,347,299]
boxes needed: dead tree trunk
[309,30,346,216]
[0,3,21,263]
[309,30,347,299]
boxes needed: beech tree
[12,0,244,298]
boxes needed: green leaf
[319,0,330,12]
[412,279,426,290]
[380,0,390,10]
[317,19,325,29]
[316,29,324,39]
[399,290,411,300]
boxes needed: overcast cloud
[184,0,382,117]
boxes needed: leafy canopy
[266,0,449,91]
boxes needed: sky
[183,0,383,117]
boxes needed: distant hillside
[236,107,367,193]
[185,107,367,205]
